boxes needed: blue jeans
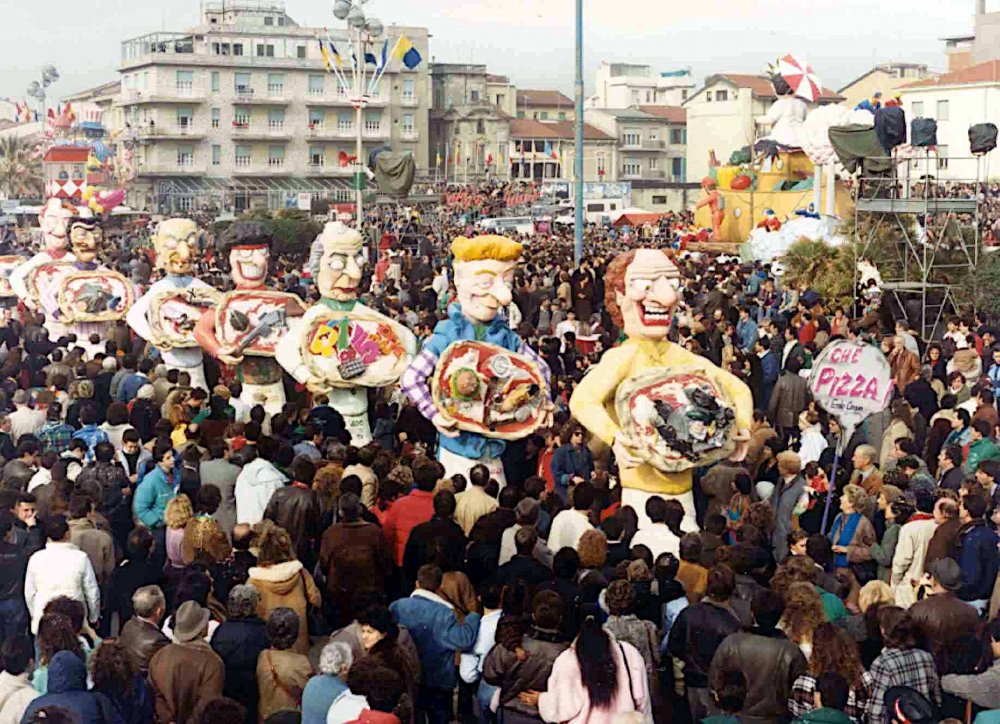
[0,597,28,641]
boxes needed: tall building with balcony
[117,0,428,213]
[584,106,691,210]
[429,63,512,181]
[587,62,695,109]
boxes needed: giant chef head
[310,221,364,302]
[606,248,681,340]
[452,235,522,323]
[152,218,200,276]
[38,198,76,255]
[219,221,272,289]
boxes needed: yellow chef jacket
[569,337,754,495]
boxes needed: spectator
[210,584,270,723]
[772,451,806,563]
[629,496,682,559]
[23,515,99,635]
[320,492,392,628]
[865,607,941,724]
[257,607,314,721]
[0,635,38,723]
[455,464,499,536]
[908,558,980,666]
[234,437,288,526]
[148,601,225,724]
[264,456,321,567]
[550,423,594,503]
[303,642,353,724]
[181,485,232,565]
[787,623,872,722]
[954,492,999,611]
[90,640,154,724]
[382,458,442,568]
[199,439,240,541]
[389,565,481,724]
[709,589,807,723]
[117,584,169,675]
[940,618,1000,711]
[247,524,322,655]
[548,482,596,553]
[20,651,118,724]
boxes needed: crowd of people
[2,179,1000,724]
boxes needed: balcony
[137,161,206,176]
[362,124,389,140]
[231,123,291,140]
[307,125,355,140]
[620,139,666,151]
[400,129,419,142]
[400,95,418,108]
[304,90,389,107]
[619,169,666,180]
[306,163,350,176]
[139,124,206,140]
[232,161,292,175]
[118,85,207,105]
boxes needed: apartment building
[429,63,511,180]
[587,62,695,108]
[516,90,575,121]
[507,119,616,182]
[117,0,429,213]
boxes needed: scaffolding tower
[854,152,982,341]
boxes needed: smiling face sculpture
[68,216,102,264]
[452,235,522,323]
[609,248,682,340]
[312,221,364,302]
[38,198,75,254]
[152,218,200,276]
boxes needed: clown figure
[33,211,134,355]
[400,235,551,484]
[276,221,416,444]
[126,218,214,391]
[194,222,305,416]
[568,248,753,530]
[11,198,77,322]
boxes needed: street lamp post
[26,65,60,122]
[573,0,583,265]
[332,0,383,226]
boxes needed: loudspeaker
[911,118,937,148]
[970,123,998,155]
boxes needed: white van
[584,199,623,225]
[478,216,536,236]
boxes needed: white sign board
[296,192,312,211]
[808,340,893,451]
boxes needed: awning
[152,176,353,196]
[612,211,662,227]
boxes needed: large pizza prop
[431,340,549,440]
[615,366,739,472]
[148,287,223,350]
[27,261,74,301]
[57,270,134,322]
[0,257,27,297]
[216,290,305,356]
[301,308,411,388]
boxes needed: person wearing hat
[907,558,980,664]
[882,686,939,724]
[148,600,224,724]
[941,619,1000,710]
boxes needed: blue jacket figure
[760,347,780,403]
[956,517,1000,603]
[390,576,481,692]
[551,435,595,502]
[22,651,123,724]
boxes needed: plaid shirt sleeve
[517,339,552,392]
[787,674,814,720]
[401,348,440,420]
[867,649,940,724]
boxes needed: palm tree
[0,136,44,199]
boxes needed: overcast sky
[0,0,979,103]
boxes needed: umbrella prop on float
[777,54,822,103]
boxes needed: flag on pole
[328,40,344,68]
[393,35,422,70]
[379,39,388,71]
[318,39,332,71]
[364,51,378,66]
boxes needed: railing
[139,124,205,137]
[308,126,354,139]
[138,161,206,174]
[400,95,418,107]
[400,129,419,141]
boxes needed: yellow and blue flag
[393,35,422,70]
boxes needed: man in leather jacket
[709,588,807,724]
[118,584,169,675]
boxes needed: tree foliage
[0,136,43,199]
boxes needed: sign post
[807,340,893,532]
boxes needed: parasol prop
[777,54,823,103]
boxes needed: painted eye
[632,279,652,293]
[328,255,346,271]
[164,238,178,249]
[662,277,680,290]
